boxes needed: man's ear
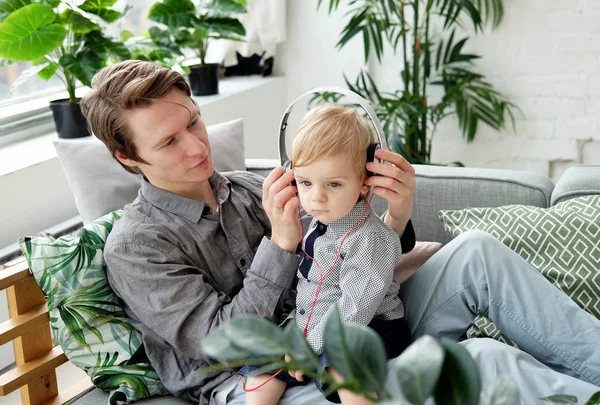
[115,150,140,169]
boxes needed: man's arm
[365,149,416,252]
[105,235,300,361]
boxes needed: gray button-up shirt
[104,171,300,404]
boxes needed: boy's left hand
[284,354,304,381]
[365,149,415,236]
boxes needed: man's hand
[365,149,415,236]
[262,166,302,253]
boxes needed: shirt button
[318,224,325,231]
[240,259,246,266]
[299,309,305,315]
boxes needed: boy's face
[294,154,369,223]
[116,88,215,195]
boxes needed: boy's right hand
[263,166,302,253]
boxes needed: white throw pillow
[54,118,245,224]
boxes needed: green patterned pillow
[439,195,600,343]
[18,210,169,404]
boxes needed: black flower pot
[188,64,220,96]
[49,99,90,139]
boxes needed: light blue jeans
[225,230,600,405]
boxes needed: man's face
[294,154,369,223]
[118,88,214,195]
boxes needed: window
[0,0,155,109]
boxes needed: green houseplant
[200,309,600,404]
[314,0,519,165]
[148,0,246,96]
[0,0,130,138]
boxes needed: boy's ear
[360,179,370,195]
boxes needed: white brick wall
[281,1,600,182]
[372,0,600,182]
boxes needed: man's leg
[399,230,600,386]
[463,339,599,404]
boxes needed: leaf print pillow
[18,210,169,404]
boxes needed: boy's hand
[365,149,415,236]
[263,166,302,253]
[284,354,304,381]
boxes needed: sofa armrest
[413,165,555,244]
[551,165,600,205]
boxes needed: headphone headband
[278,87,388,168]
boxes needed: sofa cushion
[439,195,600,319]
[19,211,170,404]
[53,118,246,225]
[551,165,600,206]
[413,165,555,244]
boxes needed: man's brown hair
[81,60,191,174]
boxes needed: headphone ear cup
[366,143,380,177]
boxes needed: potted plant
[148,0,247,96]
[313,0,519,166]
[0,0,130,138]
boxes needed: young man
[81,60,415,405]
[82,60,600,405]
[241,105,412,405]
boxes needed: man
[82,60,600,405]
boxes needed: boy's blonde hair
[290,105,374,177]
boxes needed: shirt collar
[140,171,231,223]
[315,199,372,238]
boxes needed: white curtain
[206,0,286,66]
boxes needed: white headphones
[277,86,388,176]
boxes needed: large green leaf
[201,16,246,37]
[83,30,130,60]
[0,0,30,22]
[59,50,104,88]
[282,321,321,371]
[585,392,600,405]
[208,0,247,15]
[0,0,30,12]
[62,9,100,34]
[322,308,388,393]
[540,395,579,405]
[79,0,121,22]
[433,338,481,405]
[149,26,186,56]
[200,325,254,361]
[223,316,290,356]
[389,335,444,405]
[148,0,195,29]
[0,3,66,61]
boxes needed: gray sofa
[69,161,600,404]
